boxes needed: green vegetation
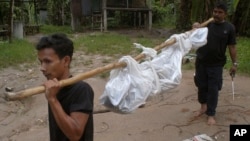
[74,32,133,56]
[73,32,161,56]
[40,25,73,35]
[225,37,250,75]
[0,39,36,68]
[0,31,249,76]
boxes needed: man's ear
[63,56,71,68]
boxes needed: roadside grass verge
[0,39,36,69]
[40,25,73,35]
[73,32,161,57]
[74,32,134,56]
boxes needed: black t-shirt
[48,81,94,141]
[196,21,236,66]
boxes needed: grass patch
[40,25,73,35]
[0,39,36,69]
[73,32,163,57]
[74,32,136,56]
[225,37,250,75]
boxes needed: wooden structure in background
[24,24,40,35]
[102,0,152,31]
[85,0,152,31]
[0,24,9,41]
[0,0,39,42]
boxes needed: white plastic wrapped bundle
[99,56,154,113]
[190,27,208,49]
[151,27,208,93]
[133,43,161,95]
[100,28,208,113]
[151,32,193,92]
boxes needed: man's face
[38,48,67,80]
[213,8,226,23]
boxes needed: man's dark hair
[215,1,228,12]
[36,33,74,60]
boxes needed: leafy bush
[152,2,175,28]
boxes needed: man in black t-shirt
[36,33,94,141]
[193,1,237,125]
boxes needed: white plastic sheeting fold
[99,56,154,113]
[99,28,208,113]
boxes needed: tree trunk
[9,0,14,43]
[232,0,250,36]
[70,0,82,31]
[62,2,65,26]
[191,0,215,23]
[175,0,192,31]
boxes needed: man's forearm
[49,99,83,141]
[229,45,237,63]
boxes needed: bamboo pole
[4,18,214,101]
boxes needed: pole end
[4,92,16,101]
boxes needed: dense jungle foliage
[0,0,249,36]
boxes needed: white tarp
[100,28,208,113]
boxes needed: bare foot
[188,104,207,122]
[194,104,207,117]
[207,116,216,125]
[193,109,205,117]
[188,110,205,122]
